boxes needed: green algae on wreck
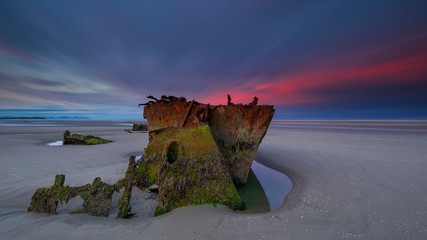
[72,177,117,216]
[117,125,245,217]
[28,175,118,216]
[116,156,157,218]
[143,96,275,186]
[63,130,113,145]
[147,124,244,215]
[27,175,74,214]
[28,95,274,218]
[132,123,148,131]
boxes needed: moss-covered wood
[116,156,136,218]
[27,175,76,214]
[146,125,244,216]
[28,175,118,216]
[132,123,148,131]
[63,130,113,145]
[28,156,159,218]
[115,155,159,218]
[72,177,117,216]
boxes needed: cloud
[0,0,427,118]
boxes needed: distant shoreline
[0,117,46,119]
[0,117,91,120]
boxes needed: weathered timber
[132,123,148,131]
[249,96,258,106]
[140,95,187,106]
[227,94,234,105]
[73,177,117,216]
[145,125,244,216]
[28,175,118,216]
[27,175,73,214]
[63,130,113,145]
[115,155,159,218]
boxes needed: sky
[1,0,427,119]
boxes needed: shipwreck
[28,95,275,217]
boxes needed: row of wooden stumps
[27,156,155,218]
[28,175,118,216]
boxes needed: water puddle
[237,160,292,213]
[273,124,427,133]
[46,140,63,146]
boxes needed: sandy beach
[0,120,426,240]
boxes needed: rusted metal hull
[143,100,209,132]
[143,97,275,186]
[28,95,275,218]
[208,105,275,186]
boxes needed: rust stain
[142,95,275,186]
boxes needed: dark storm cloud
[1,0,427,118]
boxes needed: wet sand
[0,121,426,239]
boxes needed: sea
[0,119,140,127]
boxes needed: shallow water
[46,140,63,146]
[0,119,135,127]
[250,161,292,210]
[238,160,292,213]
[273,124,427,133]
[237,169,270,213]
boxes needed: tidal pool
[238,160,292,213]
[46,140,63,146]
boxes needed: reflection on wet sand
[237,169,270,213]
[238,161,293,213]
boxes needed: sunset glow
[1,1,426,119]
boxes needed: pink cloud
[198,51,427,106]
